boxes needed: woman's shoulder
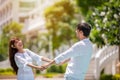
[15,52,21,57]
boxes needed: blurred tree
[86,0,120,59]
[44,0,78,57]
[26,32,50,54]
[76,0,109,16]
[0,22,24,61]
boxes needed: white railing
[94,45,119,80]
[92,44,101,58]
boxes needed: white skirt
[17,68,34,80]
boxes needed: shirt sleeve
[26,49,43,66]
[15,54,29,71]
[54,42,85,64]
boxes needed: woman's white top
[15,49,42,80]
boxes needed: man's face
[75,29,83,40]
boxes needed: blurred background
[0,0,120,80]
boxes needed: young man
[43,22,93,80]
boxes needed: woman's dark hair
[77,23,91,37]
[9,37,20,74]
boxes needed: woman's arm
[15,54,45,71]
[41,58,70,69]
[27,63,45,71]
[41,57,53,62]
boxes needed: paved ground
[0,76,64,80]
[0,78,64,80]
[36,78,64,80]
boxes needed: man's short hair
[77,23,91,37]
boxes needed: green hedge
[100,74,113,80]
[47,64,67,73]
[112,74,120,80]
[100,74,120,80]
[0,68,14,75]
[42,73,59,78]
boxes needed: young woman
[9,37,52,80]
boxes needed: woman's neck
[18,49,24,53]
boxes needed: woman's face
[14,40,23,50]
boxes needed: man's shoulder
[72,41,84,48]
[75,41,85,45]
[72,39,92,48]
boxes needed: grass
[0,68,15,76]
[0,68,64,78]
[36,73,63,78]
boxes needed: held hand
[41,63,50,70]
[116,63,120,67]
[37,66,46,71]
[40,60,55,71]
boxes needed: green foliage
[36,70,41,74]
[86,0,120,47]
[44,0,78,56]
[47,64,67,73]
[100,74,120,80]
[100,74,113,80]
[47,65,58,73]
[112,74,120,80]
[43,73,54,78]
[42,73,59,78]
[0,22,24,61]
[0,68,14,75]
[25,32,51,54]
[100,69,105,75]
[58,65,64,73]
[76,0,109,15]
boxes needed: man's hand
[116,63,120,67]
[39,60,56,71]
[41,63,50,70]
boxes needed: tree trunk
[118,45,120,73]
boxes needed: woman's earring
[11,45,15,48]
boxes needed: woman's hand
[41,63,50,69]
[37,66,46,71]
[116,63,120,67]
[41,60,56,70]
[27,63,46,71]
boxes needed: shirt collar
[81,38,89,41]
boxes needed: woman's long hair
[9,37,20,74]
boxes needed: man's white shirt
[54,38,93,80]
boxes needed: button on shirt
[54,38,93,80]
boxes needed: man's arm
[54,43,81,64]
[42,58,70,69]
[41,57,53,62]
[59,58,70,65]
[42,60,56,69]
[42,42,81,69]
